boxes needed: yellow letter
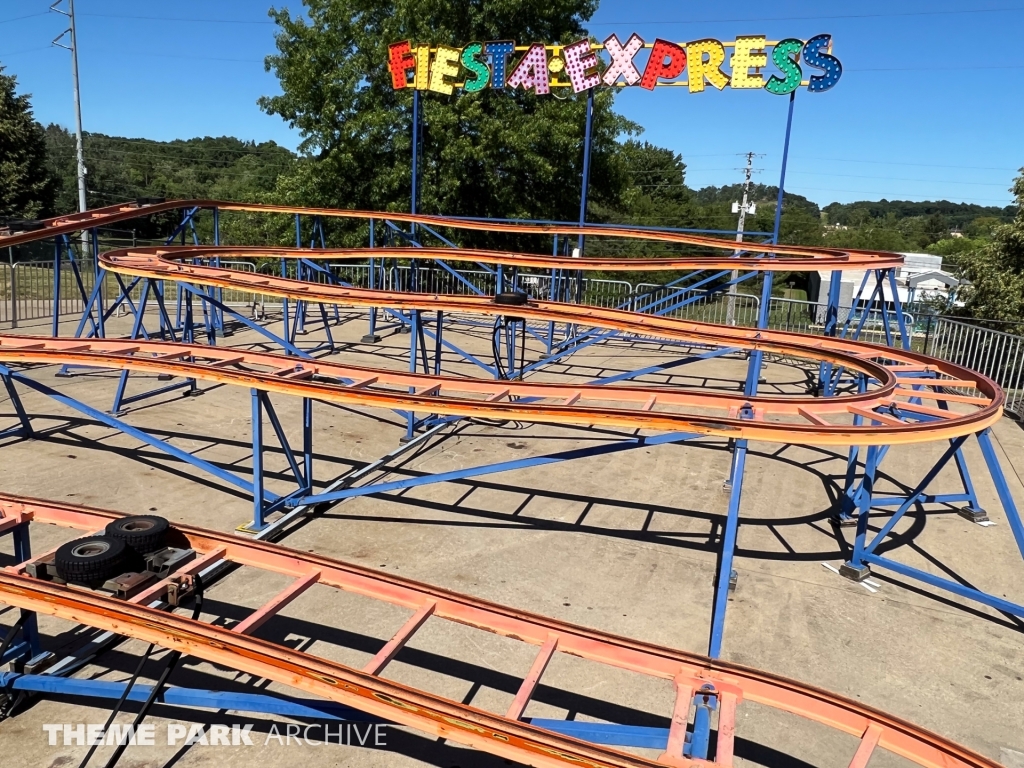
[429,45,461,95]
[415,46,431,90]
[730,36,768,89]
[686,39,730,93]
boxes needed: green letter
[461,43,490,92]
[766,39,803,95]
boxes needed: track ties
[505,635,558,721]
[797,407,830,426]
[847,406,905,427]
[207,356,246,368]
[232,570,321,636]
[847,724,883,768]
[350,376,379,389]
[890,401,954,419]
[154,350,191,361]
[894,388,990,405]
[363,601,436,676]
[898,377,977,388]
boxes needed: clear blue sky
[2,0,1021,208]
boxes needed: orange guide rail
[0,494,1000,768]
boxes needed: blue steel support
[0,369,33,439]
[405,310,420,441]
[51,238,62,338]
[251,388,267,530]
[817,270,844,392]
[410,88,421,287]
[260,391,307,488]
[0,673,676,749]
[846,443,881,571]
[292,431,702,507]
[976,429,1024,557]
[860,438,966,561]
[577,88,595,257]
[886,267,912,348]
[521,270,756,378]
[1,365,276,502]
[709,434,748,658]
[363,218,382,343]
[688,687,716,760]
[743,91,795,398]
[177,283,311,358]
[111,279,153,414]
[213,206,225,333]
[10,524,40,656]
[842,431,1024,618]
[303,397,313,489]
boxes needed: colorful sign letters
[388,34,841,96]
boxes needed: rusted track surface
[0,493,999,768]
[0,199,903,271]
[0,334,1002,445]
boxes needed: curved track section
[0,494,1000,768]
[0,198,1004,445]
[0,334,1002,445]
[1,199,903,271]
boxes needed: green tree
[0,66,54,219]
[259,0,635,246]
[954,170,1024,323]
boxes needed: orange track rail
[0,494,1000,768]
[0,200,1004,445]
[0,332,1002,445]
[1,199,903,271]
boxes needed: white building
[814,252,961,308]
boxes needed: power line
[0,12,49,25]
[849,64,1024,72]
[790,156,1020,173]
[0,45,52,56]
[589,5,1024,26]
[785,171,1013,188]
[79,12,274,25]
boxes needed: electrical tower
[51,0,88,254]
[726,152,759,326]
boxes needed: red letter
[640,39,687,90]
[388,41,416,89]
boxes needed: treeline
[43,127,295,239]
[32,128,1021,296]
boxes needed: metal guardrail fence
[921,316,1024,418]
[2,257,1021,418]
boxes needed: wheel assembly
[104,515,170,556]
[53,535,129,588]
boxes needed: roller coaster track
[0,332,1002,445]
[0,202,1012,763]
[1,199,902,271]
[0,199,1005,444]
[0,494,1000,768]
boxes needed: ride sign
[387,34,841,96]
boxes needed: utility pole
[51,0,89,256]
[726,152,757,326]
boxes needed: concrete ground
[0,309,1022,768]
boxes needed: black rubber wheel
[104,515,170,556]
[54,536,129,588]
[493,291,529,306]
